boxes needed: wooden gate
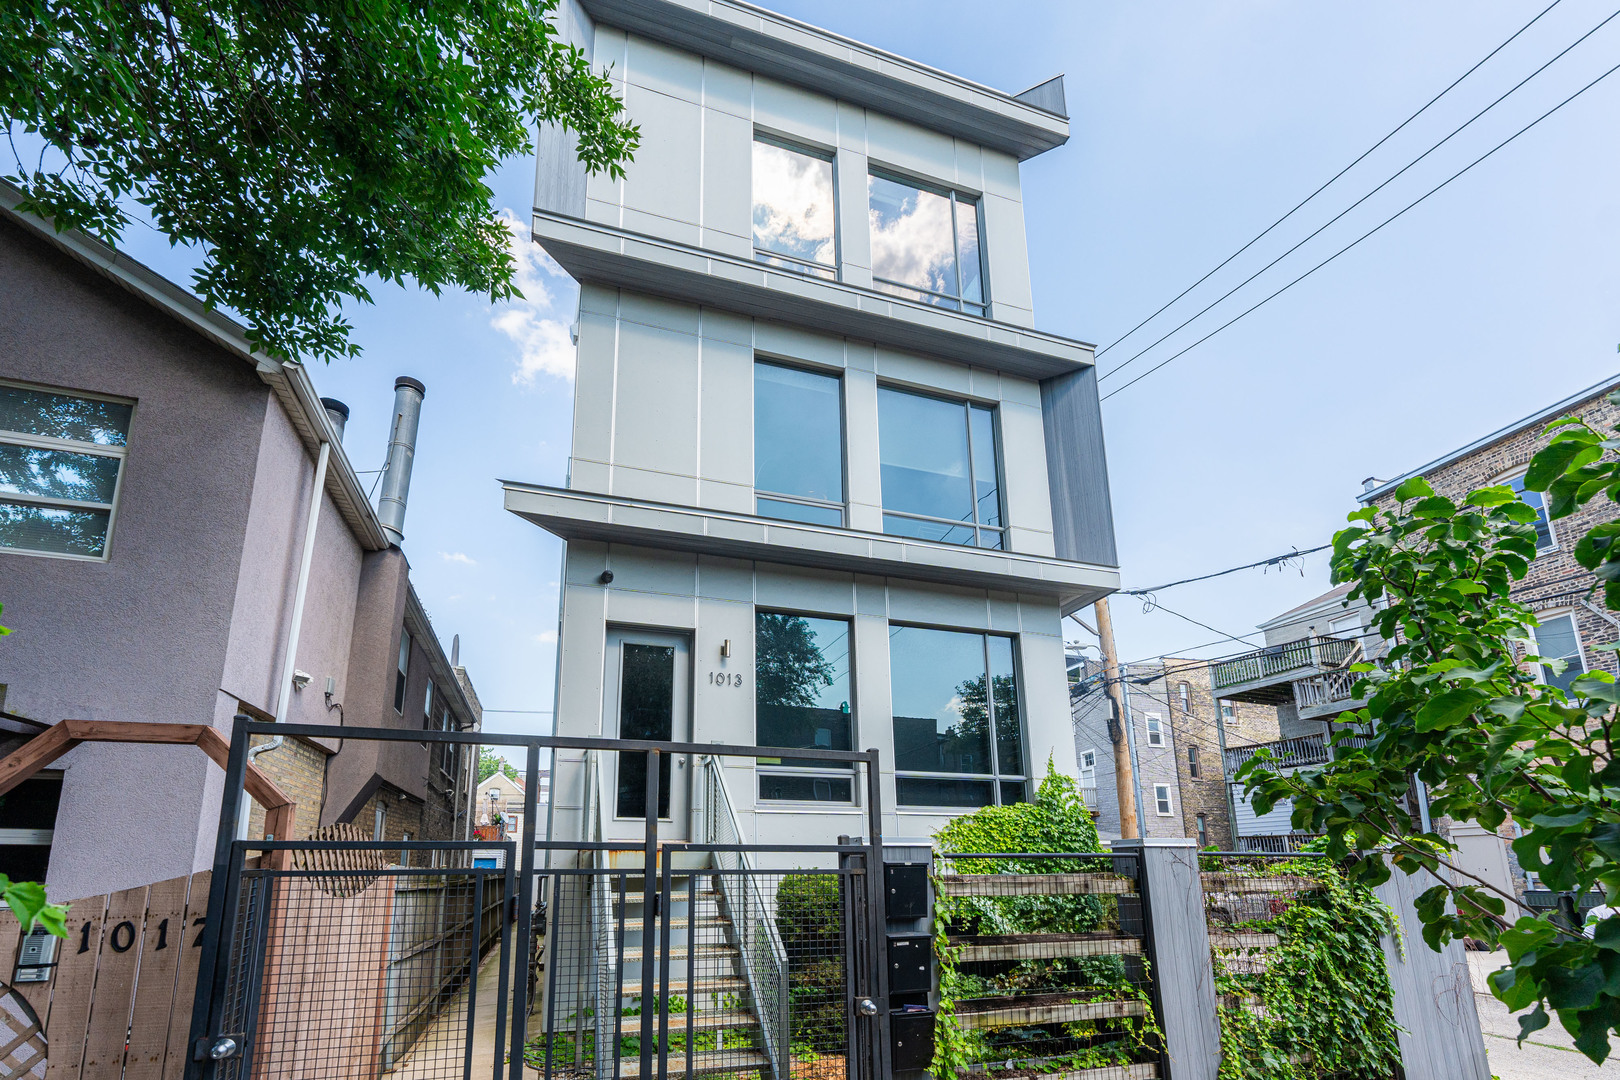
[0,870,214,1080]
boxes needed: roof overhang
[576,0,1069,161]
[503,482,1118,615]
[534,212,1093,381]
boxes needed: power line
[1093,0,1565,363]
[1101,51,1620,401]
[1120,544,1331,596]
[1129,596,1263,650]
[1101,4,1620,389]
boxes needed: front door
[604,629,691,838]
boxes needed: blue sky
[110,0,1620,730]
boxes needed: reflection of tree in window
[756,613,852,800]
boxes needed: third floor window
[752,136,837,280]
[868,171,985,316]
[878,386,1002,548]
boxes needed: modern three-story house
[504,0,1119,852]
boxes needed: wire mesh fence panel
[1199,852,1328,982]
[933,852,1162,1080]
[217,867,502,1080]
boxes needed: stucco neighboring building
[506,0,1118,856]
[0,186,481,899]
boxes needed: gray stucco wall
[1040,368,1118,569]
[1070,659,1183,840]
[0,216,269,900]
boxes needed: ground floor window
[890,626,1024,809]
[755,612,853,802]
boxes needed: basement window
[0,380,133,560]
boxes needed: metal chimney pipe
[377,377,426,545]
[320,397,349,443]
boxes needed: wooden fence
[0,870,213,1080]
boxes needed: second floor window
[0,381,133,560]
[755,361,844,526]
[1154,784,1173,816]
[394,629,412,712]
[868,171,985,316]
[1508,475,1555,551]
[1532,612,1584,693]
[1187,744,1200,778]
[877,386,1002,548]
[1145,712,1164,747]
[753,136,837,280]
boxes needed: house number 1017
[709,671,744,688]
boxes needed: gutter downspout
[238,440,330,840]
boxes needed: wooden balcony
[1223,731,1372,775]
[1209,635,1360,703]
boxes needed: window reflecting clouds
[889,626,1024,809]
[753,138,837,279]
[868,173,986,315]
[877,386,1003,548]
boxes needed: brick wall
[1163,658,1280,850]
[245,734,330,841]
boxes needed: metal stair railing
[585,750,618,1080]
[699,755,789,1080]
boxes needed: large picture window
[0,381,132,559]
[868,171,985,316]
[878,386,1002,547]
[755,362,845,526]
[756,613,853,802]
[753,136,837,280]
[890,626,1024,808]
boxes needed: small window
[1154,784,1173,816]
[394,629,412,713]
[373,803,387,841]
[1145,712,1165,747]
[400,831,412,867]
[1081,750,1096,770]
[1508,475,1555,551]
[0,381,133,559]
[755,362,845,526]
[1220,703,1234,720]
[1187,745,1200,779]
[1196,813,1208,848]
[878,386,1003,548]
[423,680,435,729]
[1177,682,1191,713]
[753,136,837,279]
[1532,613,1585,693]
[868,171,985,316]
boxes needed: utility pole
[1093,597,1139,839]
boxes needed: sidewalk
[391,950,537,1080]
[1467,950,1620,1078]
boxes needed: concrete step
[656,1009,760,1033]
[621,943,740,963]
[619,1050,770,1078]
[623,975,747,995]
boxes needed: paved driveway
[1468,950,1620,1078]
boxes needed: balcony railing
[1236,833,1321,854]
[1294,665,1363,709]
[1210,634,1360,692]
[1224,731,1373,774]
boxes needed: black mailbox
[884,863,929,919]
[890,1009,935,1071]
[887,933,932,994]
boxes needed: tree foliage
[477,746,519,784]
[1,0,639,362]
[1238,395,1620,1063]
[755,614,836,709]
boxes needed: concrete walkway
[391,950,537,1080]
[1468,950,1620,1079]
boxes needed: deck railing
[1224,731,1373,774]
[1210,634,1360,691]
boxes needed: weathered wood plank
[43,890,110,1080]
[81,884,150,1075]
[937,873,1137,897]
[951,932,1143,962]
[1200,873,1315,894]
[124,875,190,1080]
[955,996,1148,1029]
[1028,1066,1159,1080]
[160,871,210,1080]
[1209,931,1280,952]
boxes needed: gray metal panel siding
[1374,867,1491,1080]
[1117,840,1220,1080]
[1040,368,1118,568]
[533,0,592,218]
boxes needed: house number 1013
[709,671,744,688]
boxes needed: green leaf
[1394,476,1435,501]
[1516,1004,1551,1044]
[1414,688,1487,731]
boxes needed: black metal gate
[186,720,889,1080]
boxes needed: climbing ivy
[1210,858,1402,1080]
[930,761,1162,1078]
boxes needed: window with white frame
[1532,612,1585,694]
[1220,702,1234,721]
[1187,744,1200,779]
[394,629,412,713]
[890,625,1024,808]
[1196,813,1208,847]
[0,381,133,559]
[1508,474,1556,551]
[1154,784,1173,816]
[1145,712,1165,747]
[867,171,986,316]
[373,803,387,841]
[1079,749,1096,787]
[1177,682,1191,713]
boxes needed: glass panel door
[607,630,691,828]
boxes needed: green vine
[929,761,1163,1078]
[1210,858,1402,1080]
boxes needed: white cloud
[440,551,477,566]
[491,208,578,384]
[534,630,559,645]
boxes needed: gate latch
[194,1036,242,1061]
[855,997,878,1017]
